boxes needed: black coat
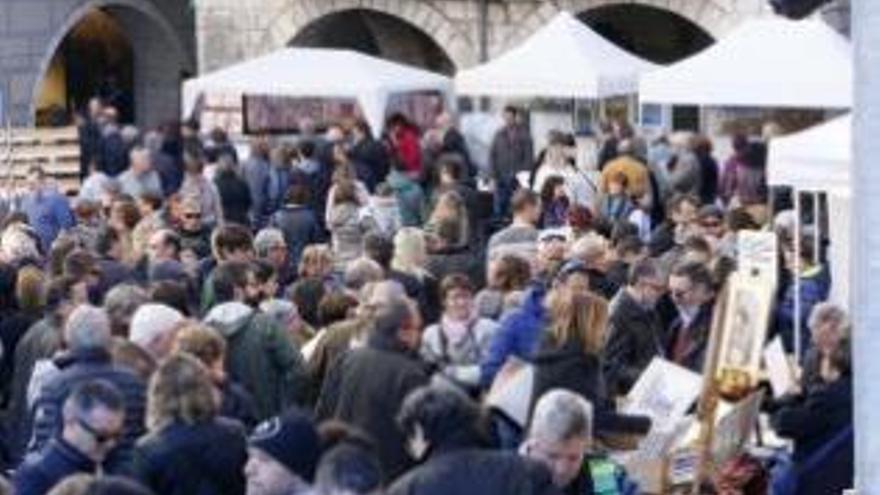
[603,290,666,397]
[28,349,147,465]
[665,304,714,374]
[315,336,430,481]
[99,132,129,177]
[132,418,248,495]
[388,448,559,495]
[13,438,100,495]
[214,171,253,227]
[772,377,853,495]
[271,204,321,269]
[531,341,651,438]
[350,138,390,191]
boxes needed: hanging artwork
[716,274,775,387]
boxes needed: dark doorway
[36,9,134,125]
[579,4,714,65]
[290,9,455,75]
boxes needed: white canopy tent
[181,47,454,136]
[640,17,852,108]
[454,11,658,99]
[768,115,853,348]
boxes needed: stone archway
[496,0,766,57]
[33,0,194,128]
[259,0,477,69]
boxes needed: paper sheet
[763,336,797,398]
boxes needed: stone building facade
[0,0,849,127]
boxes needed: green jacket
[204,302,309,420]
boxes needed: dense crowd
[0,99,853,495]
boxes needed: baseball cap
[250,409,321,482]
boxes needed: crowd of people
[0,97,853,495]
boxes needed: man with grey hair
[255,227,294,290]
[118,146,162,199]
[521,389,593,490]
[316,296,428,482]
[103,285,149,338]
[343,257,385,294]
[27,305,146,464]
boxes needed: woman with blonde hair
[0,265,46,402]
[425,190,469,249]
[530,289,650,438]
[392,227,440,323]
[132,353,247,495]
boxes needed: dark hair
[370,298,412,341]
[684,235,712,256]
[629,258,662,287]
[159,230,182,256]
[615,235,644,258]
[503,105,518,116]
[332,180,358,205]
[285,183,310,205]
[830,337,852,377]
[440,273,474,301]
[213,224,253,260]
[363,233,394,270]
[667,194,701,217]
[539,176,567,206]
[211,261,251,304]
[318,292,359,327]
[138,192,164,212]
[67,380,125,416]
[314,444,382,495]
[493,254,532,292]
[397,384,484,450]
[726,208,759,232]
[610,221,639,246]
[63,250,98,280]
[298,140,317,159]
[149,281,191,317]
[438,156,463,181]
[671,261,714,291]
[251,259,277,284]
[290,278,326,327]
[95,226,120,257]
[511,189,539,214]
[434,218,462,245]
[353,119,373,137]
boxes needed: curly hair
[146,353,218,431]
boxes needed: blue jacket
[272,204,321,269]
[387,171,424,227]
[776,265,831,354]
[480,284,547,387]
[243,157,272,229]
[28,349,146,465]
[21,188,75,253]
[13,438,99,495]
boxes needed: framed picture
[716,274,774,384]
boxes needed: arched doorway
[36,9,134,126]
[289,9,456,75]
[579,4,714,65]
[34,1,193,128]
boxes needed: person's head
[392,228,427,275]
[290,278,326,327]
[179,197,203,232]
[48,475,154,495]
[362,233,394,271]
[109,199,141,232]
[615,235,645,264]
[136,192,163,219]
[252,259,279,303]
[46,275,90,326]
[440,274,475,322]
[344,258,385,293]
[148,229,181,263]
[313,443,382,495]
[437,156,463,185]
[318,292,359,328]
[698,205,725,240]
[111,338,157,382]
[129,146,152,175]
[298,139,317,161]
[511,189,541,225]
[298,244,334,279]
[608,172,629,196]
[129,303,185,360]
[523,389,593,488]
[174,324,227,381]
[822,337,851,383]
[104,285,149,337]
[246,410,321,495]
[62,380,126,463]
[398,384,484,461]
[783,235,817,273]
[250,135,272,160]
[537,229,570,270]
[547,291,608,356]
[212,224,254,262]
[809,302,850,356]
[95,225,123,261]
[569,233,609,271]
[146,352,218,431]
[669,261,715,313]
[26,165,46,189]
[668,193,700,224]
[16,265,46,313]
[627,258,667,308]
[285,183,311,207]
[370,297,420,351]
[502,106,518,127]
[488,254,532,292]
[254,228,288,268]
[260,298,305,339]
[331,180,359,207]
[64,305,112,353]
[351,119,372,141]
[682,235,713,265]
[212,261,260,305]
[63,250,101,291]
[553,260,591,297]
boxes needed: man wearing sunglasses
[14,380,126,495]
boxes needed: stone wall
[0,0,195,127]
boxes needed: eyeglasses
[183,213,201,219]
[701,221,722,229]
[77,417,122,445]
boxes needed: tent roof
[454,11,658,99]
[768,114,851,195]
[182,47,452,114]
[640,17,852,108]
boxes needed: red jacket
[393,126,423,176]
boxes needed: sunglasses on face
[183,213,201,219]
[77,417,122,445]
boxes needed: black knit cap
[249,408,321,482]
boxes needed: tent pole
[794,189,802,363]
